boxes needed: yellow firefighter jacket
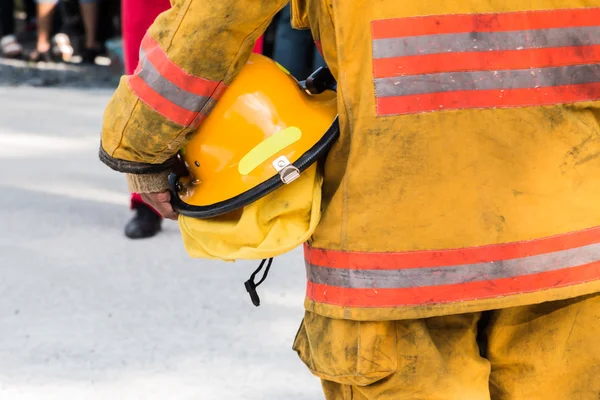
[100,0,600,321]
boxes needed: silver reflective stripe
[137,50,210,112]
[373,26,600,59]
[374,63,600,97]
[306,242,600,289]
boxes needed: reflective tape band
[138,51,212,112]
[371,8,600,115]
[371,7,600,40]
[304,227,600,307]
[372,26,600,59]
[307,242,600,289]
[373,45,600,79]
[128,34,225,126]
[374,64,600,97]
[306,262,600,307]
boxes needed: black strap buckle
[305,67,337,94]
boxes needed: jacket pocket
[293,311,397,386]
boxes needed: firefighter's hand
[141,191,178,220]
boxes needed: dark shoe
[28,49,58,63]
[80,47,102,64]
[125,203,162,239]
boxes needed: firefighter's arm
[99,0,289,193]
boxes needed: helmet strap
[244,258,274,307]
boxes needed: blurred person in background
[29,0,100,63]
[0,0,24,58]
[120,0,172,239]
[120,0,264,239]
[271,3,322,80]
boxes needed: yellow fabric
[302,0,600,320]
[307,0,600,252]
[290,0,310,30]
[178,165,322,260]
[295,293,600,400]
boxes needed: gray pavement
[0,87,322,400]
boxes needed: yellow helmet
[169,54,338,306]
[170,53,338,219]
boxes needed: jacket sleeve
[99,0,289,174]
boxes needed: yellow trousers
[293,293,600,400]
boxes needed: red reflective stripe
[372,7,600,39]
[128,75,197,126]
[373,45,600,78]
[141,34,222,98]
[376,82,600,116]
[305,227,600,270]
[306,261,600,307]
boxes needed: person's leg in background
[0,0,23,58]
[95,0,119,55]
[30,0,59,61]
[51,0,100,64]
[78,0,99,63]
[121,0,171,239]
[30,0,78,62]
[126,192,163,239]
[24,0,37,28]
[121,0,170,75]
[54,0,81,61]
[0,0,15,38]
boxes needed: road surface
[0,87,322,400]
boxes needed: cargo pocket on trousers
[292,311,397,386]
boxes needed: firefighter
[100,1,600,398]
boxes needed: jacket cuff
[126,171,171,194]
[99,144,177,174]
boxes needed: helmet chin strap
[244,258,274,307]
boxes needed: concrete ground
[0,86,322,400]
